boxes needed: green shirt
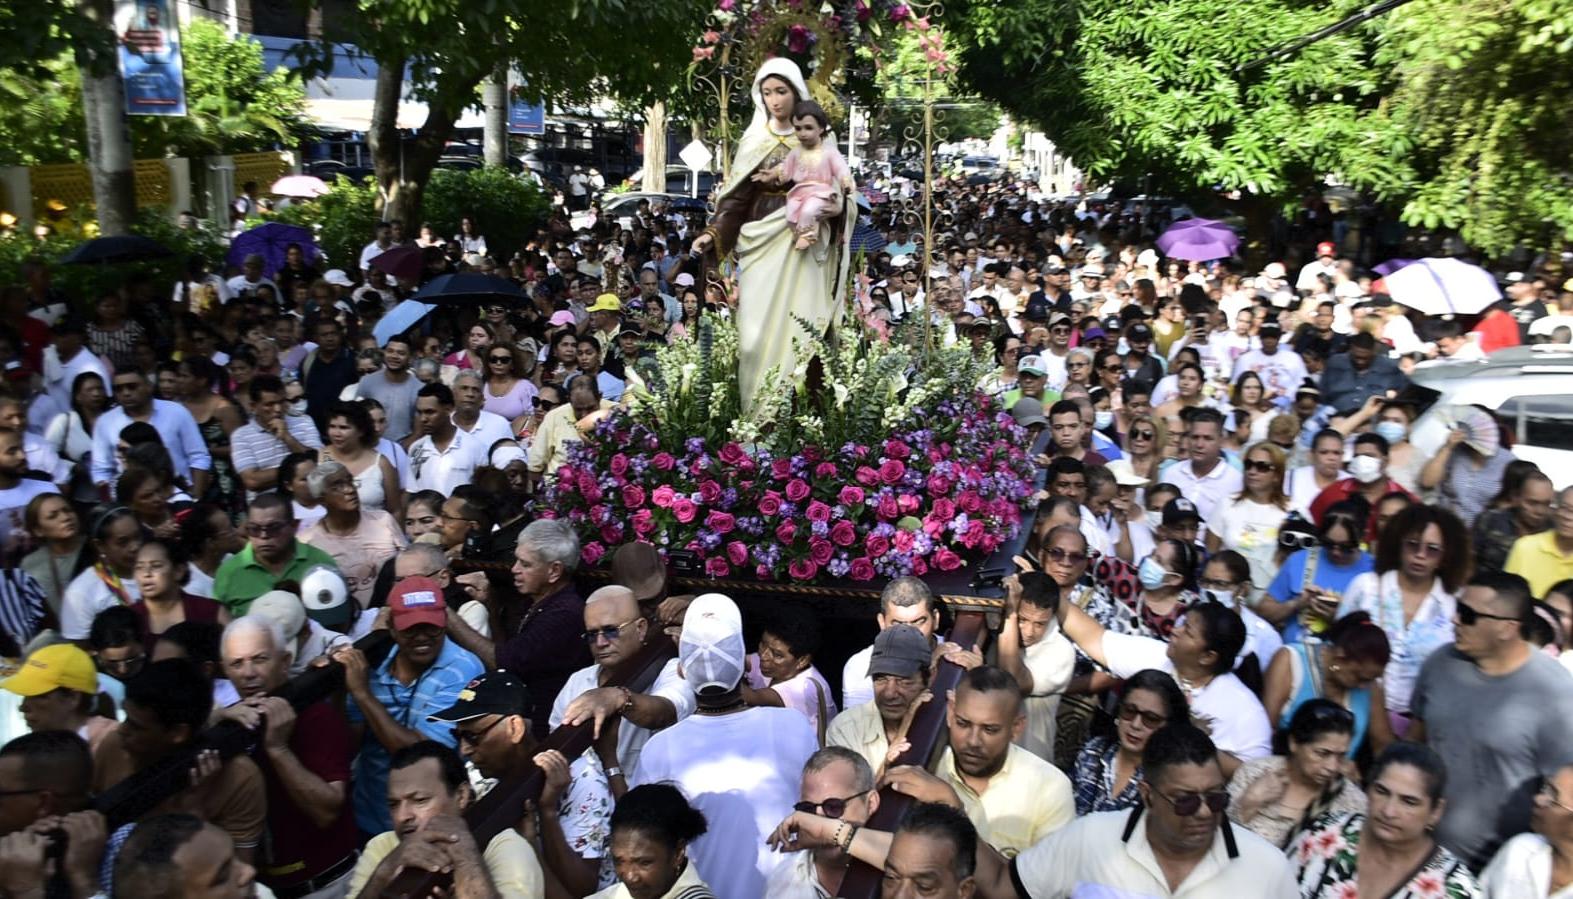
[213,541,340,616]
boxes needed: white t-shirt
[631,707,817,899]
[1102,631,1272,762]
[550,658,695,776]
[454,411,516,469]
[1018,627,1076,763]
[59,565,142,641]
[1285,465,1338,518]
[1210,498,1289,594]
[1013,808,1300,898]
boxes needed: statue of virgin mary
[691,58,855,413]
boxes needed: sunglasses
[1102,365,1124,373]
[1403,538,1444,559]
[1321,539,1360,554]
[489,355,513,363]
[1130,430,1155,441]
[455,716,506,747]
[582,619,640,644]
[535,398,560,409]
[1150,788,1229,817]
[792,790,871,819]
[1117,703,1167,729]
[1045,547,1096,566]
[1279,532,1318,550]
[1457,599,1519,627]
[1243,459,1277,473]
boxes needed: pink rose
[884,438,912,459]
[758,491,783,516]
[911,556,928,576]
[776,520,798,544]
[705,556,730,578]
[809,537,835,565]
[814,462,839,480]
[926,474,953,497]
[830,520,857,547]
[849,557,876,580]
[631,509,655,535]
[930,498,957,522]
[651,485,676,508]
[897,493,920,514]
[866,534,890,557]
[582,542,606,566]
[878,459,906,485]
[876,495,900,520]
[933,548,963,571]
[726,541,749,566]
[854,466,880,487]
[718,442,747,465]
[957,490,983,514]
[893,530,915,552]
[785,479,812,503]
[756,564,774,580]
[672,498,698,523]
[698,480,722,505]
[600,524,623,545]
[651,452,675,471]
[578,471,597,494]
[837,485,866,507]
[788,558,819,580]
[609,454,630,477]
[622,485,646,509]
[706,510,736,534]
[804,500,832,523]
[582,483,603,506]
[771,457,794,480]
[963,520,986,548]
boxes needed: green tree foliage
[0,212,225,311]
[271,177,381,273]
[0,21,309,166]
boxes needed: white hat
[323,269,355,287]
[300,565,352,629]
[1261,262,1288,280]
[1136,249,1160,269]
[1104,459,1151,488]
[679,593,746,693]
[249,590,306,640]
[674,272,696,288]
[890,254,913,269]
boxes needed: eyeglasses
[1402,538,1444,559]
[1243,459,1277,473]
[583,618,640,644]
[245,521,289,537]
[793,790,871,819]
[1130,430,1155,441]
[99,655,146,676]
[1197,577,1240,591]
[489,355,513,363]
[1045,547,1096,566]
[1102,365,1124,373]
[1456,599,1519,627]
[1117,703,1167,728]
[1068,360,1090,369]
[455,716,506,747]
[1279,532,1318,550]
[1149,788,1229,817]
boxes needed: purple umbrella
[1373,258,1418,277]
[1156,218,1239,262]
[226,223,320,278]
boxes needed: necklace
[695,698,747,716]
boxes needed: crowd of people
[0,171,1569,899]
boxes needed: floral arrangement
[539,317,1036,583]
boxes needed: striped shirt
[0,568,47,654]
[230,416,323,499]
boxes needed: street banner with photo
[115,0,187,115]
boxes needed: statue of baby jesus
[753,99,855,251]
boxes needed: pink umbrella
[270,174,330,198]
[1156,218,1240,262]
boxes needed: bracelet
[619,687,635,714]
[604,766,624,780]
[842,823,859,853]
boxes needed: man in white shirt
[1161,409,1242,533]
[765,747,880,899]
[632,593,817,899]
[551,586,695,779]
[825,624,933,775]
[408,384,476,496]
[1296,241,1340,292]
[358,221,395,277]
[1231,321,1308,407]
[0,428,58,565]
[888,267,925,323]
[842,576,941,710]
[224,254,279,301]
[41,319,110,415]
[449,371,514,467]
[90,368,212,496]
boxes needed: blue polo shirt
[346,637,483,834]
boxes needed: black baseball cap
[1127,322,1154,341]
[1162,498,1202,527]
[1258,321,1283,336]
[868,625,932,678]
[428,671,531,723]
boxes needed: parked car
[598,192,709,227]
[1406,344,1573,489]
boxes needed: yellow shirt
[935,743,1074,858]
[350,829,544,899]
[825,701,891,775]
[526,399,614,475]
[1505,531,1573,598]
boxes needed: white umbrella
[270,174,330,198]
[1382,257,1501,316]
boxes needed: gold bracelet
[842,823,859,853]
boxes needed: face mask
[1374,421,1407,444]
[1145,510,1164,530]
[1094,410,1115,430]
[288,399,308,417]
[1205,588,1237,608]
[1348,454,1384,484]
[1138,556,1171,590]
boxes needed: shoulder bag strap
[810,676,829,748]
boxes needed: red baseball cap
[388,576,447,630]
[1316,241,1336,257]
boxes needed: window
[1499,395,1573,448]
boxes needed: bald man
[550,586,696,788]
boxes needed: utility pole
[78,0,137,235]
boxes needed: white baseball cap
[323,269,355,287]
[249,590,306,641]
[679,593,746,693]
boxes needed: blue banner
[116,0,186,116]
[508,86,545,135]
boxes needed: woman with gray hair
[298,460,407,609]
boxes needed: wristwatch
[618,687,635,714]
[604,766,624,780]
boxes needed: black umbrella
[410,272,527,307]
[59,235,175,265]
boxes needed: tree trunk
[369,53,476,225]
[368,54,406,221]
[642,101,666,193]
[483,66,508,168]
[78,0,136,236]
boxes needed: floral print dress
[1288,812,1482,898]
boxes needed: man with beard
[330,576,483,838]
[825,624,932,775]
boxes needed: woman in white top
[454,216,487,257]
[588,784,717,899]
[1480,764,1573,898]
[1286,429,1347,518]
[59,507,144,641]
[743,605,837,740]
[1335,504,1470,737]
[1208,442,1292,598]
[44,371,109,505]
[482,344,538,421]
[319,400,402,522]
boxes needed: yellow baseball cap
[587,293,623,313]
[1,644,98,697]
